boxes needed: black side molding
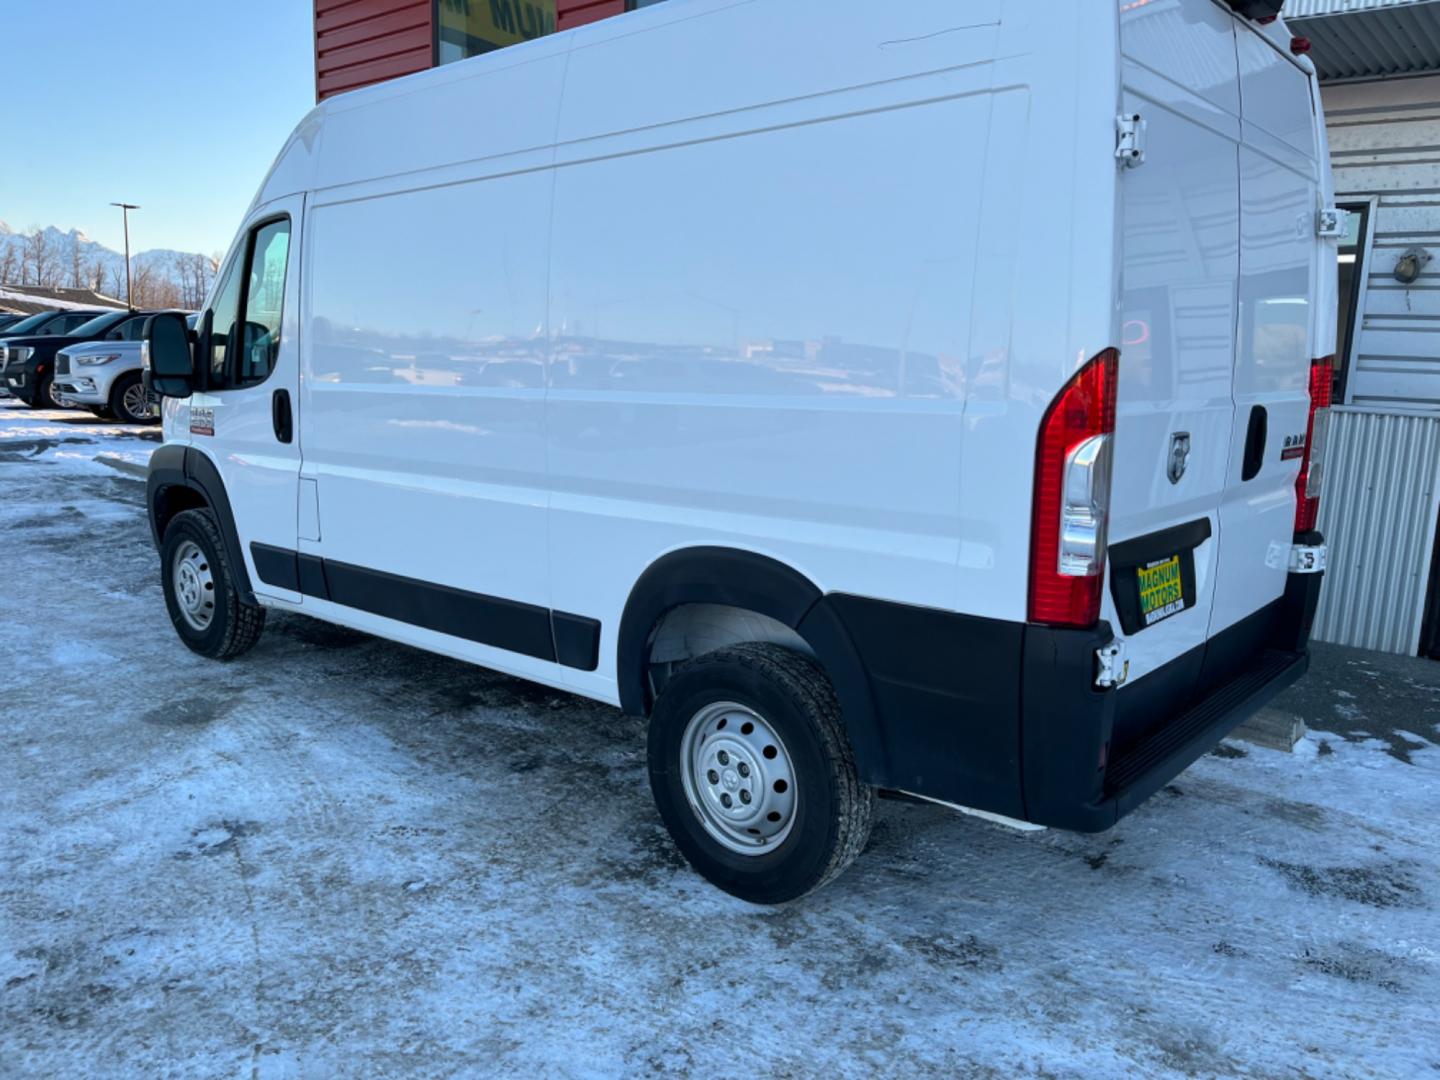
[250,543,300,593]
[249,543,601,672]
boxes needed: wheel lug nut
[721,794,733,808]
[740,790,751,805]
[717,751,729,766]
[737,763,750,778]
[707,770,719,785]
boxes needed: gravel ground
[2,399,1438,1079]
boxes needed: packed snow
[1,400,1437,1078]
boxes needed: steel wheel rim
[47,380,64,407]
[122,382,151,420]
[172,540,216,631]
[679,701,798,856]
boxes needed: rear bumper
[828,541,1324,832]
[1021,555,1324,831]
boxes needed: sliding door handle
[272,388,293,444]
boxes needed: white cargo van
[144,0,1336,902]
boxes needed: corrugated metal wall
[558,0,626,29]
[1323,75,1440,409]
[315,0,434,101]
[1312,407,1440,652]
[315,1,635,99]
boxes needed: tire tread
[657,642,874,901]
[164,508,265,660]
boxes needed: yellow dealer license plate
[1137,555,1185,626]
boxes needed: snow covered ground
[2,399,1437,1079]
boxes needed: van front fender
[146,444,256,604]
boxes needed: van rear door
[1110,0,1244,707]
[1207,25,1321,652]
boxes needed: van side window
[206,253,245,388]
[235,219,291,386]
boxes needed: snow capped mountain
[0,223,214,288]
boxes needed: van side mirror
[144,312,196,399]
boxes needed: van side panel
[545,1,1009,704]
[299,44,569,690]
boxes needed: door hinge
[1316,207,1348,239]
[1116,113,1146,169]
[1096,640,1129,689]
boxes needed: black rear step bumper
[1019,548,1324,832]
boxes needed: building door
[1334,200,1373,404]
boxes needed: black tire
[647,642,874,904]
[25,373,53,409]
[159,508,266,660]
[109,372,155,424]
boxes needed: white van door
[1111,1,1243,687]
[1208,30,1319,637]
[187,195,304,604]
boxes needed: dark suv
[0,309,152,408]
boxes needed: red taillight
[1029,349,1119,628]
[1294,356,1334,533]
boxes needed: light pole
[110,202,139,309]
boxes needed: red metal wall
[315,1,631,100]
[315,0,435,101]
[558,0,626,29]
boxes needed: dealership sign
[438,0,557,52]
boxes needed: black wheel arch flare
[146,444,257,604]
[616,547,1026,811]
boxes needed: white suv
[56,314,195,423]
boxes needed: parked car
[0,308,109,341]
[1,308,150,408]
[142,0,1335,903]
[55,313,195,423]
[0,313,28,333]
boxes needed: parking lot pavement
[1,399,1437,1079]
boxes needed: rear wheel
[647,642,873,904]
[160,508,265,659]
[110,372,155,424]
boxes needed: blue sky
[3,1,314,257]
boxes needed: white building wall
[1324,74,1440,410]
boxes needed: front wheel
[25,373,58,409]
[647,642,874,904]
[110,372,156,424]
[160,508,266,660]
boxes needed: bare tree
[88,257,107,294]
[24,227,59,287]
[68,236,85,288]
[0,242,16,285]
[173,250,218,309]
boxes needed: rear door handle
[272,388,293,444]
[1241,404,1267,482]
